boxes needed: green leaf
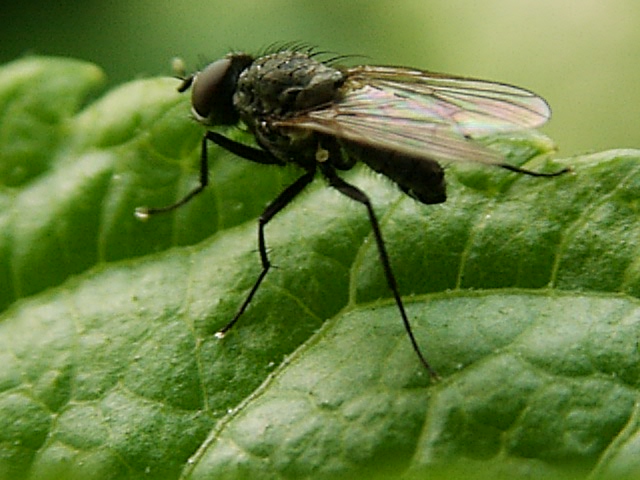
[1,56,640,480]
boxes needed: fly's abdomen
[343,141,447,205]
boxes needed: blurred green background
[3,0,639,156]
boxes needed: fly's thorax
[233,51,345,124]
[251,121,319,167]
[231,50,346,167]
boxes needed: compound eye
[191,58,232,120]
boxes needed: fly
[136,47,569,379]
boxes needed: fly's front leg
[319,163,439,380]
[135,130,283,218]
[216,168,316,337]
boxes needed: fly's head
[181,53,254,127]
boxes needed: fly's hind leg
[319,162,439,380]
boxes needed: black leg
[216,168,317,337]
[136,131,284,218]
[498,163,570,177]
[205,131,285,166]
[320,163,439,380]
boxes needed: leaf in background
[1,57,640,480]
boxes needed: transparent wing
[275,65,551,165]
